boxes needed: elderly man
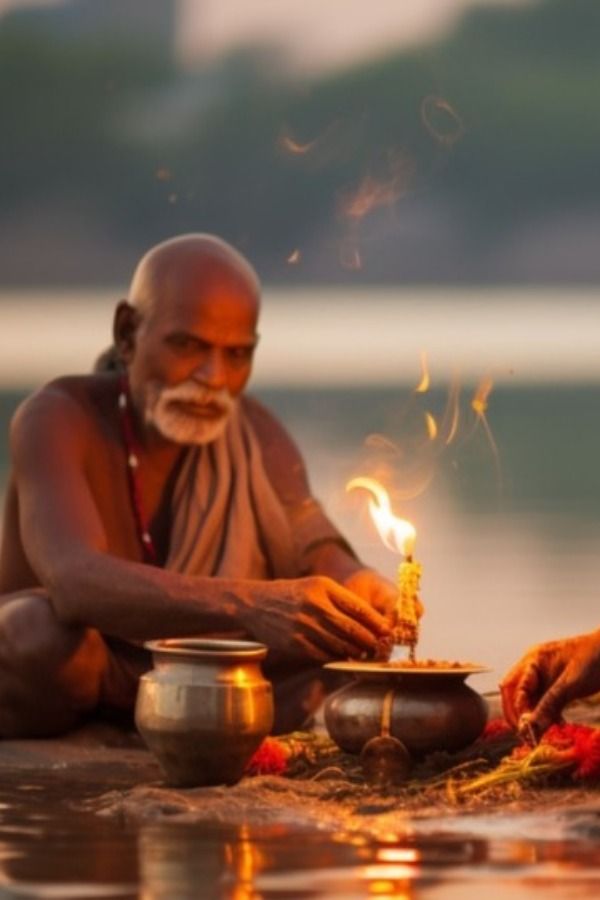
[0,233,394,738]
[501,630,600,739]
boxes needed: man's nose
[193,348,227,389]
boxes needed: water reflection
[1,770,600,899]
[0,770,139,897]
[138,822,272,900]
[138,821,535,900]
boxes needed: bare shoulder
[10,374,116,456]
[241,394,299,454]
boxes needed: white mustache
[160,381,234,415]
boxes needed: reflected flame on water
[362,865,415,895]
[376,848,420,863]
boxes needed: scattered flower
[245,737,289,776]
[481,718,514,741]
[451,722,600,799]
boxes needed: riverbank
[2,698,600,897]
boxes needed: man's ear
[113,301,141,364]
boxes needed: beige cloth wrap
[167,401,346,579]
[96,399,349,713]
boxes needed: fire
[471,374,502,493]
[277,128,318,156]
[472,375,493,416]
[415,350,430,393]
[424,412,438,440]
[286,249,301,265]
[340,174,398,220]
[443,378,461,445]
[339,153,413,223]
[346,477,415,557]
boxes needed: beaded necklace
[117,374,158,564]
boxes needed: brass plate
[324,661,491,676]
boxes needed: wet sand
[1,704,600,898]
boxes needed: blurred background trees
[1,0,599,284]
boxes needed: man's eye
[227,346,254,363]
[167,335,198,352]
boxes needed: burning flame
[339,154,412,223]
[346,477,416,557]
[287,249,301,265]
[472,375,493,416]
[443,377,461,445]
[471,374,503,495]
[424,412,438,440]
[277,128,319,156]
[415,350,430,393]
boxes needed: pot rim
[324,661,490,677]
[144,637,268,661]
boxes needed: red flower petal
[481,718,513,740]
[245,737,288,776]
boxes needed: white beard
[144,380,235,445]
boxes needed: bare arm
[11,387,238,638]
[11,386,389,659]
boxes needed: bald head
[113,234,261,444]
[128,233,261,321]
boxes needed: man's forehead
[146,287,259,338]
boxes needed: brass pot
[135,638,273,787]
[323,662,488,758]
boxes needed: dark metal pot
[323,662,488,758]
[135,638,273,787]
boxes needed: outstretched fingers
[329,583,390,643]
[290,633,331,663]
[500,659,542,728]
[295,612,369,660]
[530,671,577,733]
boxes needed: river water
[0,286,599,895]
[2,757,600,899]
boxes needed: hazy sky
[1,0,532,71]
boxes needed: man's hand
[342,568,397,621]
[500,629,600,737]
[242,575,391,662]
[343,568,424,623]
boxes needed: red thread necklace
[117,374,158,564]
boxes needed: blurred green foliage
[1,0,599,281]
